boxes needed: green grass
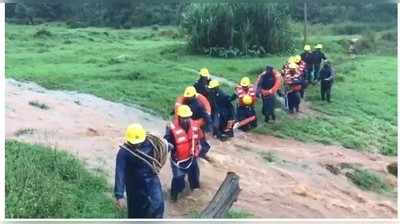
[224,209,254,218]
[5,23,397,155]
[190,208,254,219]
[5,140,124,218]
[345,168,392,193]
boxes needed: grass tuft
[29,101,50,110]
[345,168,391,193]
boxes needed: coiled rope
[120,133,168,175]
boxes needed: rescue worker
[164,105,201,202]
[319,61,335,103]
[256,66,281,123]
[114,124,164,218]
[311,44,327,82]
[207,80,235,140]
[194,68,211,99]
[294,55,307,98]
[301,45,313,83]
[232,77,257,131]
[175,86,212,158]
[284,63,302,113]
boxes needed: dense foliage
[6,0,186,28]
[6,0,396,27]
[181,3,294,56]
[289,0,397,24]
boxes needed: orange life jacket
[235,85,256,106]
[174,94,211,128]
[170,118,200,161]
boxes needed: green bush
[33,28,52,38]
[5,140,123,218]
[346,168,391,193]
[181,3,294,57]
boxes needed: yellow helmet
[288,56,295,64]
[177,105,193,118]
[304,45,311,51]
[294,55,301,63]
[125,123,146,145]
[208,79,220,89]
[242,95,253,105]
[240,77,251,87]
[288,63,298,69]
[183,86,197,98]
[315,44,323,49]
[199,68,210,77]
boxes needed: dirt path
[6,79,397,218]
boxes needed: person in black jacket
[319,61,335,103]
[311,44,327,82]
[114,124,164,218]
[194,68,211,99]
[256,66,281,123]
[207,80,235,140]
[301,45,313,83]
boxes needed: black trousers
[287,91,300,113]
[321,80,332,102]
[262,95,275,121]
[313,64,321,81]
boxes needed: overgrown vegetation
[5,140,124,218]
[181,3,294,56]
[6,0,186,28]
[345,168,391,193]
[14,128,35,136]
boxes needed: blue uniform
[114,140,164,218]
[311,50,327,81]
[208,88,235,138]
[258,70,277,122]
[319,65,335,102]
[164,127,200,201]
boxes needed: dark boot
[170,190,178,202]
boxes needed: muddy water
[5,79,397,218]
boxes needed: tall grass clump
[181,3,294,57]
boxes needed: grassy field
[5,140,124,218]
[5,23,397,155]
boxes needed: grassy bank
[5,23,397,155]
[5,140,124,218]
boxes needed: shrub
[33,28,52,38]
[181,3,294,57]
[345,168,391,193]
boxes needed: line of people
[112,43,335,218]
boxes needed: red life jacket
[297,61,306,75]
[235,85,256,106]
[284,70,302,92]
[170,119,200,161]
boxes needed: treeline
[6,0,396,27]
[5,0,186,28]
[289,0,397,24]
